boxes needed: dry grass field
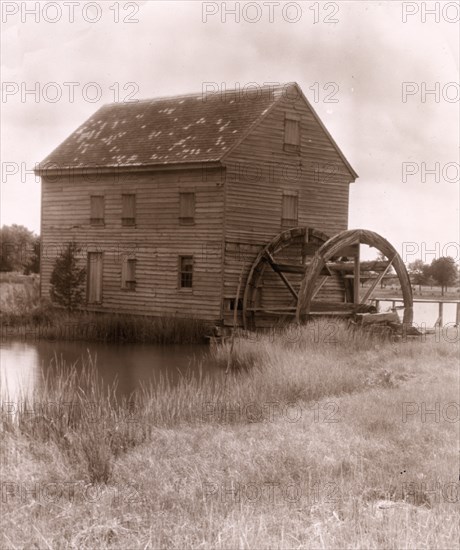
[1,322,458,549]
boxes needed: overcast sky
[1,0,459,263]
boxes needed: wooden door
[87,252,103,303]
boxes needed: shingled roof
[38,84,294,171]
[37,82,357,179]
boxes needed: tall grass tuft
[1,274,211,343]
[2,308,211,344]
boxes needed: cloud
[1,0,458,256]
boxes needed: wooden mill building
[36,82,358,326]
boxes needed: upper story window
[179,192,195,225]
[90,195,105,226]
[122,194,136,226]
[282,191,299,227]
[284,113,301,152]
[179,255,193,289]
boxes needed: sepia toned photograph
[1,1,459,548]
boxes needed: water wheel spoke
[271,263,306,274]
[360,256,396,304]
[311,276,329,300]
[263,251,299,300]
[242,227,335,330]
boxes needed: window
[179,256,193,289]
[122,257,137,290]
[87,252,103,303]
[90,195,105,226]
[284,114,300,152]
[179,192,195,224]
[122,194,136,226]
[282,192,298,227]
[227,298,243,311]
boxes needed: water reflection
[0,341,39,402]
[0,340,221,403]
[378,300,457,326]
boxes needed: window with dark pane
[179,256,193,288]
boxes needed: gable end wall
[221,92,355,321]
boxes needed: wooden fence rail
[371,297,460,327]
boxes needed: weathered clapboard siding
[38,83,357,325]
[40,167,225,320]
[221,89,354,323]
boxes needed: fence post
[436,302,443,328]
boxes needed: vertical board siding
[121,194,136,225]
[90,195,105,225]
[179,192,196,223]
[284,116,300,146]
[282,192,299,226]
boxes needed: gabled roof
[38,84,288,170]
[37,82,357,179]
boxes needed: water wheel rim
[242,227,331,330]
[296,229,414,326]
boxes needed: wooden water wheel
[296,229,414,325]
[242,227,354,330]
[242,227,413,330]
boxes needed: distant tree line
[0,224,40,274]
[1,224,458,300]
[408,257,459,296]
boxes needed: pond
[1,300,458,405]
[0,340,223,404]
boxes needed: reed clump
[2,309,210,344]
[1,274,211,343]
